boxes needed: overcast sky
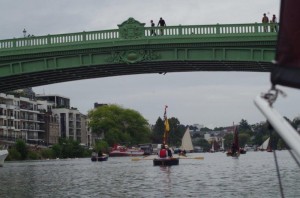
[2,0,298,128]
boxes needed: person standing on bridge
[271,14,278,32]
[262,13,269,32]
[157,17,166,35]
[150,20,156,36]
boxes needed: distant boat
[210,141,215,153]
[226,126,241,157]
[0,149,8,167]
[258,137,272,152]
[91,152,108,162]
[109,144,144,157]
[180,128,194,153]
[244,144,255,152]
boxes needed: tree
[194,139,210,152]
[15,139,28,160]
[200,127,212,132]
[239,119,252,132]
[52,138,86,158]
[151,116,185,146]
[239,133,250,147]
[88,104,151,146]
[151,117,164,143]
[168,117,186,147]
[94,140,109,153]
[223,133,233,150]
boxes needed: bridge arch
[0,18,277,92]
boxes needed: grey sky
[2,0,298,128]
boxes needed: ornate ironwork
[118,18,145,39]
[108,50,159,64]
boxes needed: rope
[288,149,300,168]
[273,150,285,198]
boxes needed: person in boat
[165,145,172,158]
[159,144,167,158]
[98,150,103,157]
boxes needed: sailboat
[258,137,272,152]
[210,141,215,153]
[153,105,179,166]
[226,126,240,157]
[179,128,194,155]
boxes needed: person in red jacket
[159,144,167,158]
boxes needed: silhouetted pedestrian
[271,14,278,32]
[150,20,156,36]
[157,17,166,35]
[262,13,269,32]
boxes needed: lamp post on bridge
[23,28,27,37]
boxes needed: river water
[0,151,299,198]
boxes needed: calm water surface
[0,151,299,198]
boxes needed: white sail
[211,141,215,152]
[180,128,194,151]
[259,137,270,150]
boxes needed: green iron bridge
[0,18,278,92]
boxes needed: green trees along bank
[88,104,152,146]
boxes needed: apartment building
[0,93,54,144]
[0,92,89,146]
[36,94,88,144]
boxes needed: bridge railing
[144,23,278,36]
[0,23,278,50]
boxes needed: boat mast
[233,125,239,154]
[163,105,170,145]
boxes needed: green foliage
[239,119,251,131]
[51,144,62,158]
[94,140,109,153]
[151,117,164,143]
[28,151,39,160]
[6,148,21,161]
[151,116,185,146]
[15,139,28,160]
[200,127,212,132]
[223,133,233,149]
[168,118,186,146]
[40,148,54,159]
[194,139,210,152]
[214,127,224,131]
[50,138,86,158]
[88,104,151,146]
[238,133,250,147]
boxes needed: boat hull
[153,158,179,166]
[91,155,108,162]
[226,151,240,157]
[0,150,9,167]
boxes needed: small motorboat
[91,152,108,162]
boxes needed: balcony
[6,104,15,110]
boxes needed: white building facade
[0,93,53,144]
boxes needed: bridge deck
[0,18,278,92]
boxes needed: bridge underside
[0,60,272,92]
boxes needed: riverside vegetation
[3,104,300,161]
